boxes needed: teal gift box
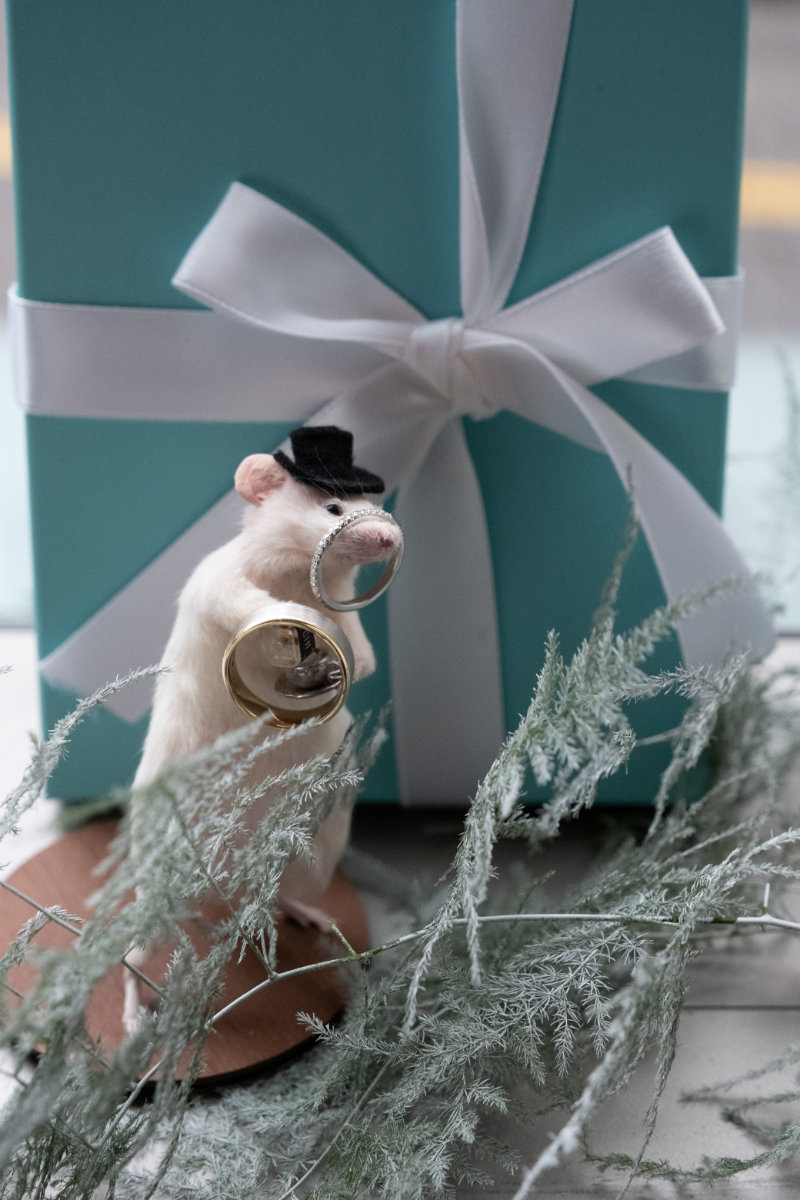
[6,0,767,804]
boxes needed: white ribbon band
[17,0,772,804]
[10,271,741,422]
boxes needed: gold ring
[222,602,354,725]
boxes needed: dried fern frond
[1,551,799,1199]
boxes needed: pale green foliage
[1,543,799,1198]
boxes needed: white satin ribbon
[18,0,773,804]
[11,270,742,420]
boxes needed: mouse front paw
[353,647,376,682]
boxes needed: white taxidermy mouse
[123,426,399,1033]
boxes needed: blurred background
[0,0,798,633]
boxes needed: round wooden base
[1,818,369,1085]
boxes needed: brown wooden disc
[1,818,369,1085]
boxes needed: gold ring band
[222,602,354,725]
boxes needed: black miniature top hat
[274,426,385,498]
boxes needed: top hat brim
[273,450,385,498]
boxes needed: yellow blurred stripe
[0,111,11,178]
[741,159,800,229]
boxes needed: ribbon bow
[31,0,772,803]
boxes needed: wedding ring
[310,508,404,612]
[222,602,354,725]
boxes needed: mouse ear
[234,454,288,506]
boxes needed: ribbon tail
[591,400,776,665]
[390,420,506,805]
[39,492,243,723]
[502,358,774,664]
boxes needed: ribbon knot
[402,317,490,420]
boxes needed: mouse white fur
[123,444,399,1033]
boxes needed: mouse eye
[325,502,344,517]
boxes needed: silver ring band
[309,508,404,612]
